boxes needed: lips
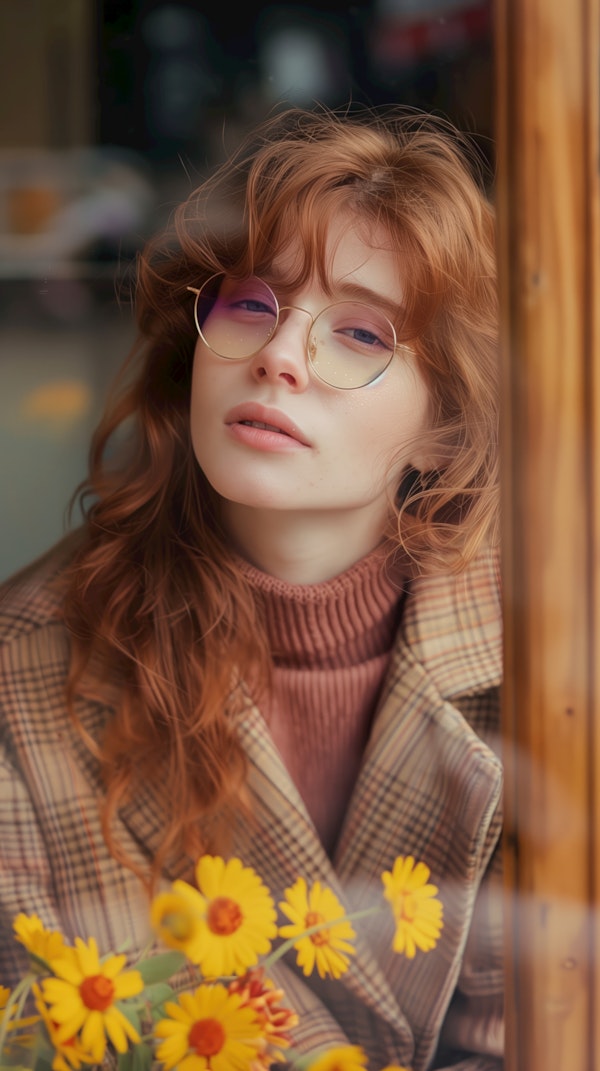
[225,403,310,446]
[241,420,287,434]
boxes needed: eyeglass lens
[195,276,396,389]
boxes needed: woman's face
[189,213,431,555]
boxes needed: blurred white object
[0,146,156,277]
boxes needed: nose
[248,307,312,390]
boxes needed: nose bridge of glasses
[277,302,314,327]
[269,303,316,357]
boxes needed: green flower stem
[273,1042,313,1071]
[132,939,154,966]
[11,984,32,1036]
[263,905,381,971]
[0,972,36,1062]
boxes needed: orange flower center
[305,911,330,946]
[207,896,244,935]
[189,1018,226,1056]
[79,975,115,1011]
[400,893,418,922]
[163,910,194,941]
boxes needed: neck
[220,501,393,584]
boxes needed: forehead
[268,211,405,308]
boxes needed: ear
[408,449,433,473]
[408,424,447,474]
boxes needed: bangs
[212,188,439,345]
[229,188,348,295]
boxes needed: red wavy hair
[61,104,499,885]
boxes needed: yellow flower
[154,982,265,1071]
[278,879,355,979]
[380,1066,412,1071]
[39,937,144,1063]
[154,856,278,978]
[13,913,67,966]
[381,856,443,959]
[307,1045,368,1071]
[151,884,208,962]
[33,986,95,1071]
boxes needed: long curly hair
[61,104,499,884]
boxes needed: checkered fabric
[0,540,503,1069]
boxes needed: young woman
[0,105,502,1069]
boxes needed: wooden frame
[494,0,600,1067]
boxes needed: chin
[201,472,290,511]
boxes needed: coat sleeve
[0,725,62,985]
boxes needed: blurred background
[0,0,494,580]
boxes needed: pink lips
[225,403,310,447]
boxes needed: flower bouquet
[0,854,443,1071]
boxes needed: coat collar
[402,544,502,700]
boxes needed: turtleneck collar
[237,544,408,669]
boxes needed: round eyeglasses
[187,274,405,390]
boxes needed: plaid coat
[0,542,503,1070]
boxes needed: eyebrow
[264,271,403,323]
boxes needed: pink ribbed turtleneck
[240,547,407,853]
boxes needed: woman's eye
[353,327,381,346]
[339,326,386,348]
[236,299,275,314]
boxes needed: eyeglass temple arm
[187,286,201,295]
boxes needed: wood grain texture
[494,0,600,1068]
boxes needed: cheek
[190,342,224,410]
[189,365,202,444]
[356,368,431,466]
[189,354,216,460]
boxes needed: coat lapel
[232,690,415,1050]
[333,633,502,1067]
